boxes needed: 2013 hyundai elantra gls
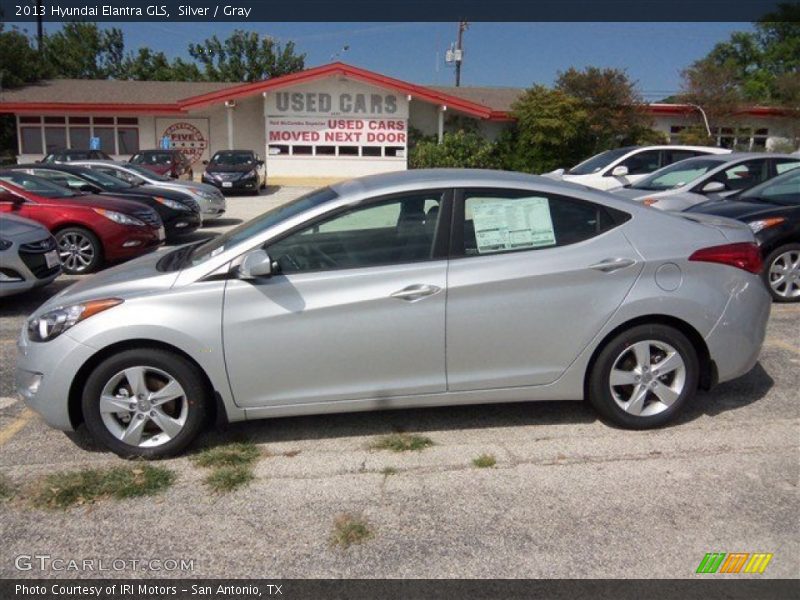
[16,170,771,458]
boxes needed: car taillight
[688,242,762,274]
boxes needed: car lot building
[0,62,796,184]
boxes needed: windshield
[740,167,800,206]
[186,187,338,267]
[74,168,134,191]
[0,172,80,198]
[631,158,722,191]
[210,152,255,166]
[124,164,169,181]
[567,147,634,175]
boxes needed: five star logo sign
[696,552,773,574]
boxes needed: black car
[41,149,112,163]
[202,150,266,193]
[11,164,201,240]
[688,167,800,302]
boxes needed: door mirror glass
[610,165,629,177]
[238,249,272,279]
[701,181,726,194]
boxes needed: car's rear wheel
[588,324,699,429]
[82,349,209,459]
[55,227,102,274]
[763,243,800,303]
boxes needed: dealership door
[222,190,449,408]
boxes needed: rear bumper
[704,276,771,383]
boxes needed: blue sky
[23,21,751,99]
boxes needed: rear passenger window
[460,189,627,257]
[619,150,661,175]
[663,150,698,165]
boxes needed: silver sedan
[612,153,800,211]
[16,169,771,458]
[0,213,61,297]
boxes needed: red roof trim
[178,62,496,118]
[0,102,185,115]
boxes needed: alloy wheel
[57,231,95,273]
[99,366,189,448]
[768,250,800,299]
[609,340,687,417]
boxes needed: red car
[129,149,194,180]
[0,171,165,275]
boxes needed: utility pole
[445,21,468,87]
[36,0,44,51]
[455,21,467,87]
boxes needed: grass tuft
[380,467,398,476]
[204,465,254,493]
[32,465,174,509]
[472,454,497,468]
[369,433,434,453]
[0,474,13,501]
[330,513,373,548]
[192,442,261,468]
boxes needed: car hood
[34,250,179,315]
[206,163,256,173]
[687,198,787,220]
[131,185,194,202]
[0,214,49,238]
[57,193,152,214]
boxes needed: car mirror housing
[701,181,726,194]
[237,250,273,280]
[610,165,629,177]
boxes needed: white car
[611,153,800,211]
[547,145,731,191]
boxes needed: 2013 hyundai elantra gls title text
[16,170,771,458]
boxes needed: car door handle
[390,284,442,301]
[589,258,636,273]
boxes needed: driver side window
[268,192,444,274]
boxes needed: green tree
[188,30,305,82]
[555,66,658,154]
[500,85,590,173]
[44,23,125,79]
[0,24,49,88]
[121,48,202,81]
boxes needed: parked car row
[41,147,268,194]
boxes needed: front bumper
[704,275,771,383]
[203,175,259,192]
[164,212,202,238]
[16,326,96,431]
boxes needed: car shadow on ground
[204,217,243,228]
[61,361,775,455]
[0,278,78,317]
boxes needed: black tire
[82,349,209,459]
[587,324,699,429]
[762,243,800,303]
[55,227,103,274]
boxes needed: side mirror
[701,181,726,194]
[237,249,273,280]
[610,165,629,177]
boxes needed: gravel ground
[0,187,797,579]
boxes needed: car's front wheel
[763,243,800,302]
[588,324,699,429]
[55,227,102,274]
[82,349,209,458]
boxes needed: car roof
[330,168,593,197]
[13,163,90,172]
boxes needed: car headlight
[93,209,145,227]
[0,238,12,251]
[748,217,786,234]
[154,197,191,211]
[245,169,258,179]
[27,298,123,343]
[196,190,215,199]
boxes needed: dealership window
[17,116,140,154]
[315,146,336,155]
[292,146,313,155]
[20,127,43,154]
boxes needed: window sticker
[470,196,556,254]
